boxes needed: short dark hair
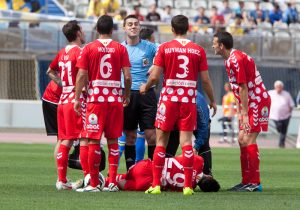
[62,20,81,42]
[198,177,220,192]
[171,15,189,35]
[123,15,139,27]
[140,28,154,40]
[96,15,114,35]
[214,32,233,49]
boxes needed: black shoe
[237,183,262,192]
[227,183,247,191]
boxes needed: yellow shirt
[86,0,119,18]
[0,0,8,10]
[12,0,30,12]
[222,92,236,117]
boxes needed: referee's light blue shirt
[121,39,157,90]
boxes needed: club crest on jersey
[261,106,269,117]
[63,55,69,60]
[142,58,149,67]
[88,114,98,125]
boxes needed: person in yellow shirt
[219,83,236,143]
[0,0,8,10]
[86,0,119,18]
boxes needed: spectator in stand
[86,0,102,18]
[161,5,173,23]
[146,3,161,22]
[193,7,210,24]
[0,0,8,10]
[269,3,283,25]
[250,1,267,23]
[132,4,144,21]
[234,1,246,16]
[101,0,120,17]
[219,0,233,24]
[282,2,298,25]
[114,9,127,21]
[268,80,295,148]
[211,6,225,26]
[226,14,245,36]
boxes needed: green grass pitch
[0,143,299,210]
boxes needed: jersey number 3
[176,55,189,79]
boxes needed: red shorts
[155,101,197,131]
[124,159,153,191]
[86,102,123,140]
[240,97,271,133]
[57,103,83,140]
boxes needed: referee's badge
[142,58,149,67]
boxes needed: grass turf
[0,143,299,210]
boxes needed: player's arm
[199,71,217,117]
[122,67,132,107]
[46,68,62,87]
[74,69,88,115]
[239,83,250,133]
[140,65,163,94]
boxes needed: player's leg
[107,138,120,191]
[123,91,139,170]
[236,131,262,192]
[78,103,104,192]
[118,132,126,163]
[166,130,180,157]
[145,128,169,194]
[124,130,137,170]
[135,129,145,162]
[180,131,194,195]
[279,118,290,148]
[42,100,60,164]
[140,88,157,160]
[79,138,89,177]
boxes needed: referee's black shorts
[123,88,157,131]
[42,100,58,136]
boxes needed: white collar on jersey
[97,39,112,47]
[175,38,191,46]
[65,44,78,53]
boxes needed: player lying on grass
[103,155,220,192]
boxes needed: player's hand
[209,102,217,117]
[123,96,130,107]
[241,114,250,135]
[74,100,81,116]
[140,83,147,95]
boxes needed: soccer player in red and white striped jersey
[74,15,132,192]
[140,15,216,196]
[47,20,86,190]
[212,32,271,192]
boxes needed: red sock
[182,145,194,188]
[240,146,250,184]
[56,144,70,183]
[88,144,101,187]
[152,146,166,187]
[108,143,119,185]
[247,144,260,184]
[80,145,89,177]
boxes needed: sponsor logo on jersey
[261,106,269,117]
[259,117,269,122]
